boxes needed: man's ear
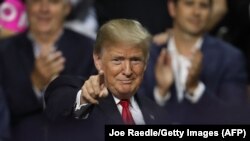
[93,53,102,72]
[168,0,176,18]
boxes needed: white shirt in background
[154,37,205,106]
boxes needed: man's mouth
[119,80,133,84]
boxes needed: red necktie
[119,99,135,125]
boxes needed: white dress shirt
[75,90,145,124]
[154,37,205,106]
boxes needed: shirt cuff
[33,85,47,108]
[185,82,205,103]
[33,85,44,99]
[75,90,88,110]
[153,87,171,106]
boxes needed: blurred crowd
[0,0,250,141]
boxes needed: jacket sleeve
[44,75,85,121]
[0,88,10,140]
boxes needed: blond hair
[94,19,152,60]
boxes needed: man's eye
[131,58,143,64]
[200,3,209,9]
[112,59,121,64]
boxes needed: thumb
[157,49,167,65]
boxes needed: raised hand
[185,49,203,95]
[155,48,174,97]
[80,71,108,105]
[31,46,65,91]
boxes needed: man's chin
[116,90,136,99]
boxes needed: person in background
[141,0,248,124]
[0,2,11,138]
[65,0,98,39]
[153,0,228,46]
[205,0,227,31]
[0,0,95,140]
[210,0,250,94]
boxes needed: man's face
[26,0,70,34]
[170,0,211,36]
[94,43,147,99]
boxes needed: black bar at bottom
[105,125,250,141]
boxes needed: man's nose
[39,1,50,12]
[193,5,202,16]
[123,61,132,76]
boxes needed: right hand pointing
[80,71,108,105]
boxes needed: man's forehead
[102,47,144,57]
[103,44,143,51]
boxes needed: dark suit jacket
[44,75,167,141]
[140,35,249,124]
[0,28,96,125]
[0,92,10,140]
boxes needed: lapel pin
[149,114,155,120]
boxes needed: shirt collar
[168,36,203,54]
[27,29,64,45]
[113,95,135,108]
[28,30,64,57]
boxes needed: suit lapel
[134,94,157,124]
[55,29,66,51]
[96,92,161,124]
[18,32,35,74]
[55,29,71,57]
[200,35,221,82]
[97,93,124,124]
